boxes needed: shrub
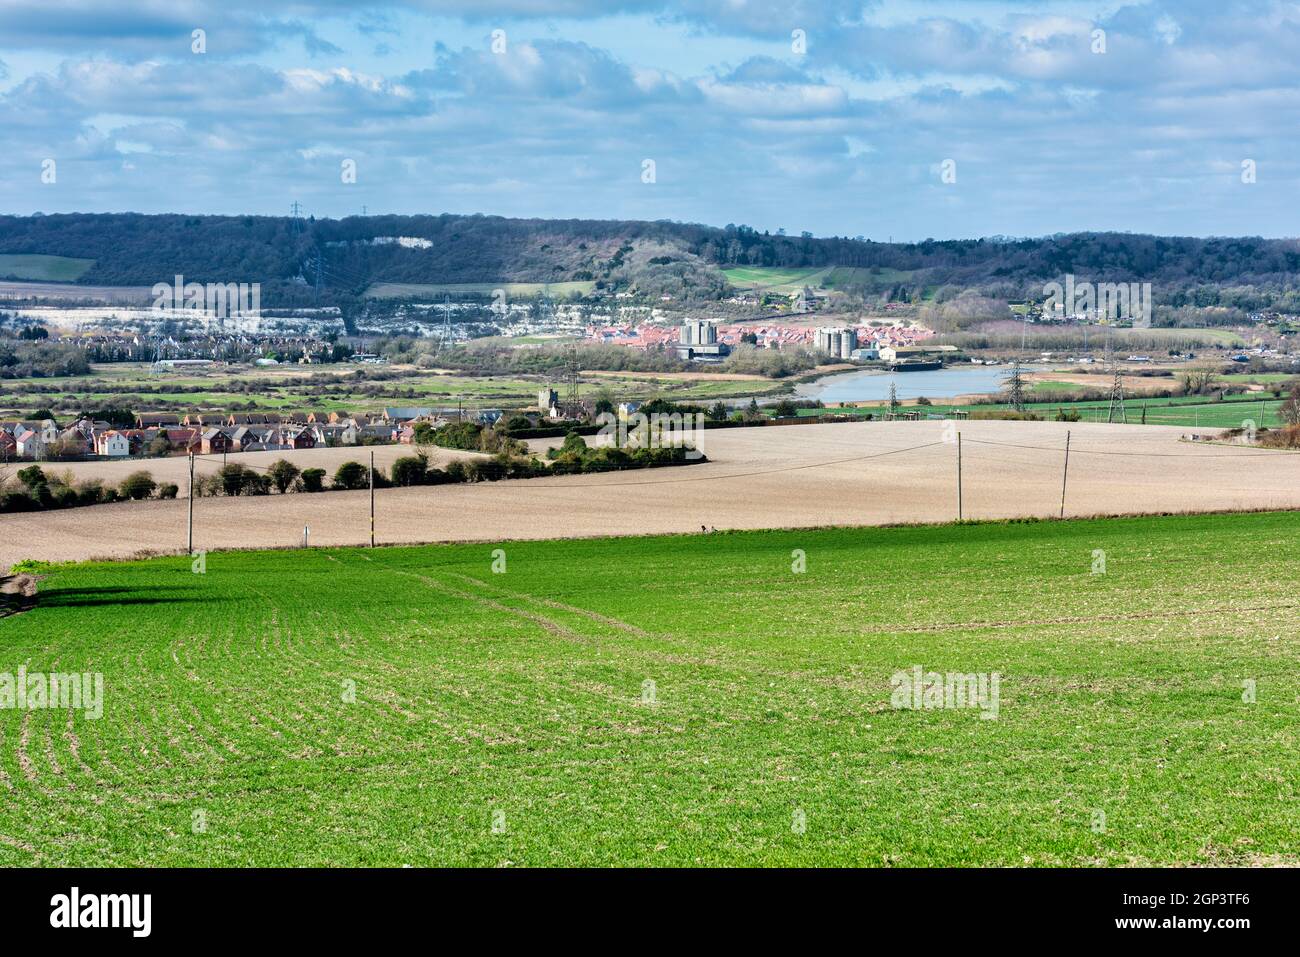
[0,490,37,512]
[431,422,527,456]
[217,464,269,496]
[333,461,369,490]
[74,479,104,505]
[465,458,507,483]
[158,483,179,499]
[1260,423,1300,449]
[391,454,429,487]
[300,468,326,493]
[119,470,158,500]
[548,431,589,461]
[267,459,302,494]
[502,456,547,479]
[51,486,78,508]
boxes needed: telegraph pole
[1059,430,1071,519]
[187,452,195,554]
[369,450,376,548]
[956,431,963,521]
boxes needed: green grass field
[0,254,95,282]
[723,265,920,295]
[0,362,773,419]
[807,392,1291,429]
[3,511,1298,866]
[722,265,834,293]
[824,266,917,289]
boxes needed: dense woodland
[3,213,1300,312]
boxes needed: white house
[97,430,131,457]
[15,429,45,459]
[24,420,59,445]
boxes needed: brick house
[163,429,201,455]
[201,429,233,455]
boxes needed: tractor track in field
[389,568,586,642]
[444,572,652,638]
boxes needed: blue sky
[2,1,1298,240]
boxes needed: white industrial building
[676,320,729,361]
[814,326,858,359]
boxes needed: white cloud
[0,1,1298,239]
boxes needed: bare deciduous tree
[1179,360,1220,396]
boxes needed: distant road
[0,280,154,304]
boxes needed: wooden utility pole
[1059,430,1071,519]
[956,431,963,521]
[369,450,376,548]
[187,452,195,554]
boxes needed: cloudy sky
[2,1,1297,239]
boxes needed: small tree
[268,459,301,494]
[300,468,326,493]
[593,387,616,416]
[333,460,369,490]
[1180,361,1219,396]
[773,399,797,417]
[119,470,157,500]
[218,463,245,496]
[391,453,429,487]
[16,465,46,489]
[148,435,172,457]
[1280,382,1300,427]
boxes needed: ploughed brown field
[4,419,1297,569]
[17,442,484,492]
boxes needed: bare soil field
[4,419,1297,569]
[10,443,485,493]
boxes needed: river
[793,364,1011,403]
